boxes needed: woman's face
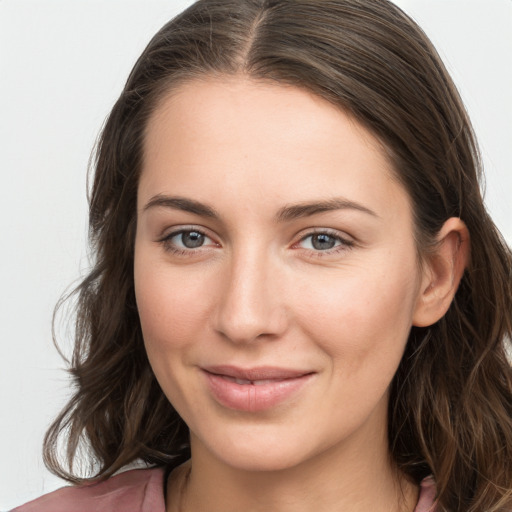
[134,77,429,472]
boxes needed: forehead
[139,76,410,222]
[146,76,384,159]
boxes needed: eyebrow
[275,198,378,222]
[143,195,220,218]
[142,195,378,221]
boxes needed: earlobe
[413,217,470,327]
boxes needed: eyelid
[292,228,355,254]
[157,225,220,254]
[158,223,216,240]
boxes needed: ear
[413,217,470,327]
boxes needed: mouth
[216,376,289,386]
[201,365,315,412]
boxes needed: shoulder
[12,467,166,512]
[414,476,437,512]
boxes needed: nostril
[213,295,287,344]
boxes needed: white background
[1,0,510,508]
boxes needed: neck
[167,428,418,512]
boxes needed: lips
[221,376,285,386]
[202,365,314,412]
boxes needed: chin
[215,446,310,473]
[190,422,331,474]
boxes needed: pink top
[12,468,166,512]
[13,468,437,511]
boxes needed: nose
[212,247,288,344]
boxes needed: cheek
[294,252,420,370]
[134,255,210,353]
[134,254,212,410]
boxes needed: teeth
[221,375,284,385]
[252,379,275,386]
[234,378,252,385]
[224,376,282,385]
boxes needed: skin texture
[134,77,468,512]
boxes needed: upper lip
[202,365,313,381]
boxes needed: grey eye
[310,233,338,250]
[179,231,205,248]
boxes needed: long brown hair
[44,1,512,510]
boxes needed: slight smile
[202,366,316,412]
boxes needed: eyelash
[294,229,354,256]
[158,227,217,257]
[157,227,354,257]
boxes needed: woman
[14,0,512,511]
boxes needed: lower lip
[203,371,314,412]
